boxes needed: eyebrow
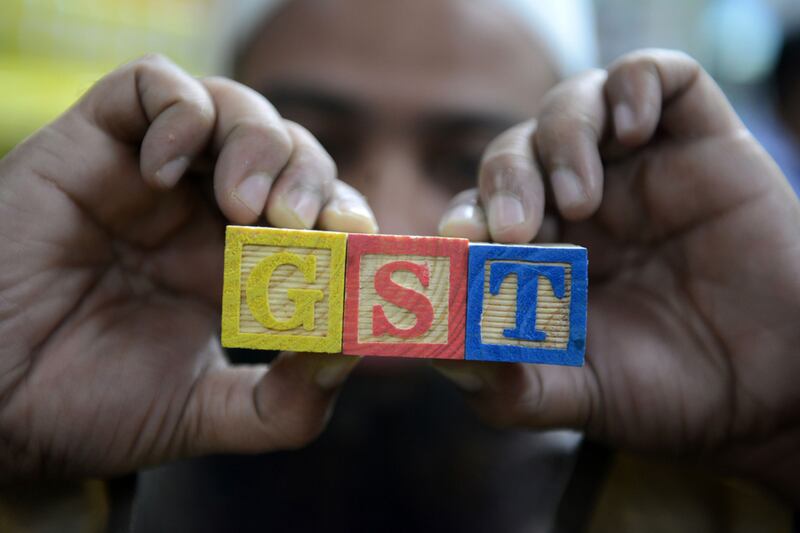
[259,84,522,135]
[419,112,520,138]
[259,85,366,119]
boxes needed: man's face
[237,0,557,235]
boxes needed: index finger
[604,49,743,147]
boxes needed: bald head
[239,0,556,117]
[237,0,557,235]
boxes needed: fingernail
[314,356,360,390]
[614,103,636,137]
[320,198,379,234]
[155,156,190,188]
[551,167,587,212]
[432,364,484,393]
[280,188,319,229]
[232,173,272,218]
[439,204,489,241]
[487,194,525,233]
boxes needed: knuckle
[201,75,247,96]
[535,110,599,165]
[481,151,531,177]
[479,153,538,200]
[318,151,338,184]
[201,75,229,86]
[483,121,533,158]
[178,95,215,126]
[265,123,294,155]
[234,120,294,156]
[286,122,332,160]
[137,52,172,67]
[286,121,338,182]
[610,48,699,79]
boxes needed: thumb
[431,359,600,431]
[179,351,360,456]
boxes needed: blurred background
[2,0,800,194]
[1,1,800,532]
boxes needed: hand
[436,49,800,502]
[0,54,376,479]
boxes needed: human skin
[0,55,377,479]
[1,0,799,508]
[240,1,800,504]
[0,0,555,480]
[434,50,800,505]
[236,0,557,236]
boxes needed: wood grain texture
[221,226,346,353]
[465,243,587,366]
[342,233,468,359]
[481,261,572,350]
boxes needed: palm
[1,135,227,475]
[0,55,372,480]
[568,131,800,453]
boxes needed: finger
[265,122,336,229]
[605,49,742,147]
[534,69,606,221]
[203,77,294,225]
[22,54,217,246]
[437,188,489,242]
[318,180,379,233]
[79,54,216,190]
[478,120,545,243]
[431,359,600,431]
[183,352,361,455]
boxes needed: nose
[342,133,447,236]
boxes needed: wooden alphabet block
[342,234,468,358]
[465,243,587,365]
[221,226,346,353]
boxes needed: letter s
[372,260,434,339]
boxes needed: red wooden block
[343,233,468,359]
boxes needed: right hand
[0,54,376,480]
[436,49,800,503]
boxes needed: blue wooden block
[465,243,587,365]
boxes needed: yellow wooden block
[221,226,346,353]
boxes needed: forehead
[238,0,557,118]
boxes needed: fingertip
[550,167,601,221]
[274,352,360,391]
[606,60,662,147]
[612,100,657,147]
[438,203,489,242]
[486,193,539,243]
[151,156,190,189]
[612,102,638,143]
[267,187,321,229]
[319,198,379,234]
[226,172,273,224]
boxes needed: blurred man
[136,1,591,531]
[0,0,798,532]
